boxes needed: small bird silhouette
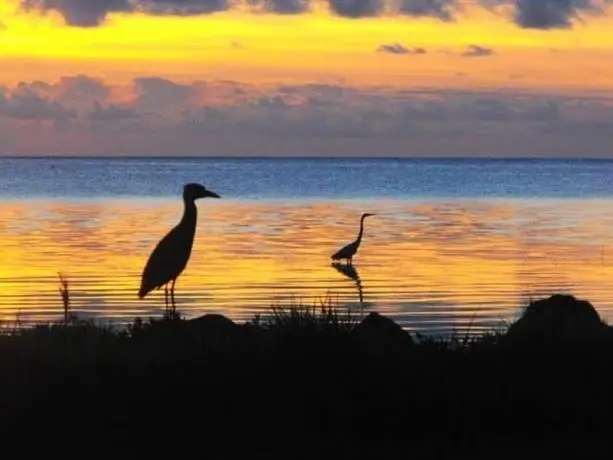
[138,182,220,316]
[331,212,375,266]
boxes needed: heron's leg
[170,278,177,315]
[164,285,169,315]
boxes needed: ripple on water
[2,199,613,336]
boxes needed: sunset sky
[1,0,612,156]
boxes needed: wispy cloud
[461,44,495,57]
[377,43,427,55]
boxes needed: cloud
[524,100,561,121]
[56,75,110,103]
[133,77,197,114]
[463,97,515,120]
[15,0,612,27]
[0,85,77,122]
[461,44,495,57]
[377,43,427,54]
[1,74,613,156]
[19,0,132,27]
[327,0,384,17]
[87,101,140,122]
[515,0,602,28]
[247,0,311,13]
[397,0,458,20]
[481,0,612,29]
[18,0,231,27]
[3,76,111,116]
[137,0,229,16]
[326,0,460,18]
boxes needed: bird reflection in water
[331,262,364,305]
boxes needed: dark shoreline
[2,293,612,457]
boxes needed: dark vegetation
[1,288,613,458]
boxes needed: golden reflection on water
[2,198,613,334]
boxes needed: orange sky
[1,0,613,91]
[1,0,612,156]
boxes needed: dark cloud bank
[18,0,613,28]
[1,75,612,157]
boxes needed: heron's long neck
[355,217,366,244]
[181,198,198,235]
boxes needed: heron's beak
[205,190,221,198]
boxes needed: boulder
[353,312,413,356]
[504,294,610,347]
[188,313,236,330]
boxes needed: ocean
[1,156,613,335]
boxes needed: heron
[138,182,220,316]
[330,213,375,266]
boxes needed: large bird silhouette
[138,182,220,316]
[331,212,375,265]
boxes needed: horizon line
[1,155,612,162]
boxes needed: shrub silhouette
[0,293,612,457]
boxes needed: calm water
[2,157,613,335]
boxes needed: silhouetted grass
[57,272,70,325]
[1,290,613,457]
[261,295,364,330]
